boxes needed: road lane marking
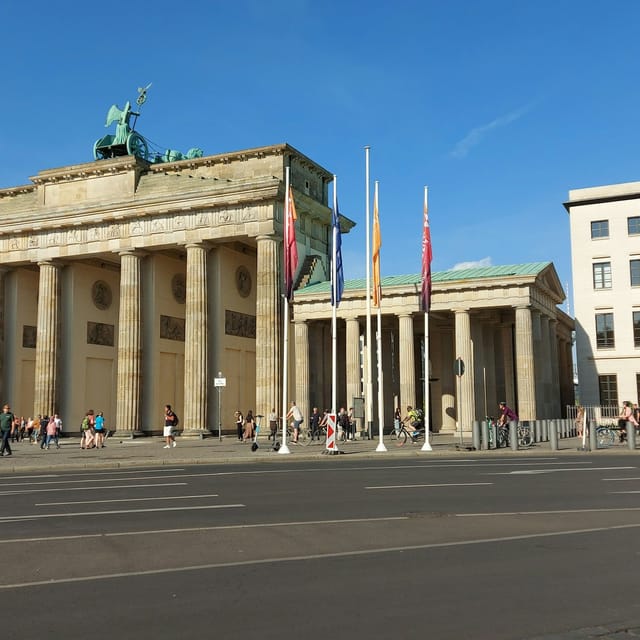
[2,521,640,590]
[603,477,640,481]
[492,467,635,475]
[365,483,493,489]
[456,507,640,516]
[0,504,245,522]
[0,516,408,545]
[35,494,220,506]
[0,468,186,482]
[0,483,188,496]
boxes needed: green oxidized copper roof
[298,262,552,295]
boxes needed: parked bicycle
[488,418,533,448]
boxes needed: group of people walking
[80,409,108,449]
[0,405,66,456]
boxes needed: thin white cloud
[450,257,492,271]
[450,105,531,158]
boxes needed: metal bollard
[472,420,481,451]
[533,420,540,443]
[549,419,558,451]
[541,420,548,442]
[510,420,518,451]
[627,420,636,450]
[589,419,597,451]
[481,420,490,450]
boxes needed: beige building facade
[0,144,573,435]
[294,264,574,433]
[566,181,640,406]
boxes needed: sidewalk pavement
[0,432,630,473]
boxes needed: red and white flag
[421,187,432,313]
[284,186,298,301]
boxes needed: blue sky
[2,0,639,308]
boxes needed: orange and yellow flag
[372,187,382,307]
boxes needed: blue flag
[331,201,344,306]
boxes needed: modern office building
[566,181,640,407]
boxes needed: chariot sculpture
[93,85,203,163]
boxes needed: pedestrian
[309,407,320,441]
[163,404,178,448]
[574,405,585,437]
[235,410,244,442]
[286,401,304,443]
[394,407,402,435]
[45,416,59,449]
[617,401,638,443]
[243,410,255,442]
[54,413,62,441]
[40,415,49,449]
[25,417,34,443]
[94,411,105,448]
[0,404,15,457]
[81,410,95,449]
[268,407,278,441]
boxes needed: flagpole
[330,175,340,453]
[332,175,338,417]
[374,181,387,452]
[279,167,291,455]
[421,186,433,452]
[365,146,373,440]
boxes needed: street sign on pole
[215,373,225,441]
[214,377,227,387]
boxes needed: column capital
[118,249,146,259]
[36,259,62,268]
[184,242,209,251]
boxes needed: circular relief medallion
[92,280,112,311]
[235,265,252,298]
[172,273,186,304]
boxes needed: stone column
[455,309,475,430]
[183,243,208,435]
[540,315,552,417]
[34,261,61,417]
[515,306,536,420]
[0,268,7,402]
[116,251,143,435]
[256,235,280,421]
[398,314,416,412]
[549,319,560,416]
[345,317,361,410]
[501,325,515,408]
[294,320,309,425]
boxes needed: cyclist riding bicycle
[403,406,424,433]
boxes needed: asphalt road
[2,454,640,639]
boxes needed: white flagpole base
[278,444,291,454]
[421,438,433,452]
[375,442,387,452]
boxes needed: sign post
[454,358,464,447]
[325,413,337,452]
[214,372,226,442]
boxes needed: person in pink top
[45,416,60,450]
[617,401,638,443]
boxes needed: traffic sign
[214,377,227,387]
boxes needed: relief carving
[92,280,113,310]
[160,315,185,341]
[87,322,114,346]
[22,325,36,348]
[225,309,256,339]
[171,274,186,304]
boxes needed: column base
[180,429,208,440]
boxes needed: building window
[593,262,612,289]
[591,220,609,239]
[599,374,618,406]
[595,313,615,349]
[631,260,640,287]
[629,217,640,235]
[634,312,640,347]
